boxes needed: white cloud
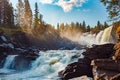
[39,0,87,12]
[56,0,73,12]
[40,0,53,4]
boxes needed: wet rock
[69,76,91,80]
[113,42,120,60]
[0,31,40,71]
[91,59,120,72]
[83,44,115,60]
[0,31,14,53]
[0,33,14,68]
[59,47,71,50]
[92,59,120,80]
[93,68,119,80]
[19,48,39,60]
[59,58,93,80]
[110,73,120,80]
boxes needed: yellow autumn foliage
[116,26,120,36]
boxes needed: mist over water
[60,29,82,43]
[60,26,117,47]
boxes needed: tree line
[58,21,109,33]
[0,0,119,34]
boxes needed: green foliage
[58,21,109,34]
[101,0,120,21]
[34,2,39,28]
[86,25,91,32]
[103,21,109,28]
[90,21,109,33]
[0,0,14,26]
[58,21,92,33]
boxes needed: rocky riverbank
[0,30,39,70]
[59,43,120,80]
[0,30,83,71]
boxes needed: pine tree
[57,23,59,30]
[7,3,14,26]
[24,0,32,28]
[17,0,24,27]
[97,21,102,30]
[76,22,79,27]
[3,0,7,25]
[71,22,75,26]
[34,2,39,28]
[103,21,109,28]
[0,0,14,26]
[86,25,90,32]
[60,23,65,31]
[14,9,18,26]
[39,14,43,23]
[82,21,86,28]
[82,21,86,32]
[0,0,2,25]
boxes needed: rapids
[0,50,85,80]
[79,26,117,47]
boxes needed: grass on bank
[0,26,22,36]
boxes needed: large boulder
[113,42,120,60]
[91,59,120,80]
[83,44,115,60]
[59,58,93,80]
[69,76,91,80]
[18,48,39,60]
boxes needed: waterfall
[98,26,117,44]
[79,33,96,47]
[95,31,104,44]
[3,55,17,69]
[79,25,117,47]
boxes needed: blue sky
[10,0,109,27]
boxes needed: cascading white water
[3,55,17,69]
[95,31,104,44]
[79,26,117,47]
[0,50,85,80]
[79,33,97,47]
[100,26,117,44]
